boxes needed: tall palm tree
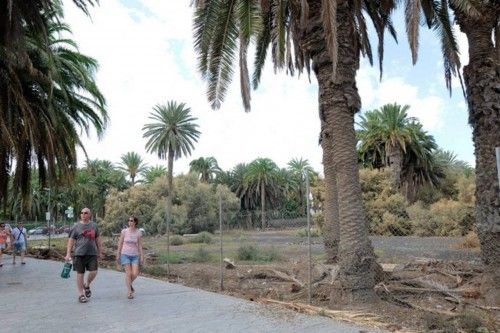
[0,7,107,212]
[244,158,279,229]
[118,152,148,185]
[357,106,440,200]
[142,101,200,235]
[142,165,168,184]
[189,156,222,182]
[402,0,499,268]
[287,157,315,215]
[358,103,415,189]
[192,0,397,302]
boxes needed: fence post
[306,174,312,304]
[219,193,224,291]
[166,207,170,276]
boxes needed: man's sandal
[78,295,88,303]
[84,285,91,298]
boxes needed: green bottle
[61,262,72,279]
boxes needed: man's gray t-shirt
[69,221,100,256]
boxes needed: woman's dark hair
[129,215,139,227]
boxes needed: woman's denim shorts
[120,254,139,265]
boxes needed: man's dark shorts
[73,255,98,274]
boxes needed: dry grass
[457,231,480,249]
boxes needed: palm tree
[118,152,148,185]
[142,101,200,237]
[358,103,416,189]
[192,1,397,302]
[287,158,315,215]
[357,105,441,201]
[228,163,258,228]
[399,0,499,268]
[244,158,279,229]
[189,156,222,182]
[142,165,168,184]
[83,159,127,218]
[0,7,107,212]
[442,2,499,269]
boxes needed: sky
[63,0,474,177]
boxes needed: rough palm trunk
[260,182,266,229]
[305,0,377,304]
[387,145,402,189]
[321,124,340,263]
[245,209,252,229]
[454,5,500,270]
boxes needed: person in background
[64,207,102,303]
[116,215,144,299]
[0,223,11,267]
[11,221,28,265]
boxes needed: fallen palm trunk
[258,298,389,330]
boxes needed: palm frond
[322,0,338,79]
[405,0,421,64]
[271,0,288,71]
[206,0,239,110]
[252,9,272,89]
[433,0,462,93]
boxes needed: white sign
[45,212,50,222]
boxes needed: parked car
[28,227,48,235]
[56,226,71,234]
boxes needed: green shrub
[142,265,168,276]
[374,212,412,236]
[191,246,211,263]
[169,235,184,246]
[237,244,259,261]
[296,228,321,237]
[237,244,280,262]
[259,246,280,262]
[408,199,474,236]
[158,252,188,264]
[191,231,213,244]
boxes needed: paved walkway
[0,257,384,333]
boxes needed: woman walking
[116,216,144,299]
[0,223,11,267]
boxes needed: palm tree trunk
[454,6,500,270]
[261,182,266,229]
[305,0,377,304]
[387,145,402,189]
[321,125,340,263]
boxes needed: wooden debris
[223,258,235,269]
[258,298,388,329]
[249,268,304,287]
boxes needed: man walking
[11,221,28,265]
[65,207,102,303]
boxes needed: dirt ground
[28,231,499,332]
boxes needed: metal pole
[306,174,312,304]
[219,193,224,291]
[47,188,51,253]
[496,147,500,188]
[166,206,170,276]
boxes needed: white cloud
[64,0,322,175]
[357,61,445,130]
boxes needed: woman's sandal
[127,291,134,299]
[78,295,88,303]
[84,285,91,298]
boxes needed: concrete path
[0,257,384,333]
